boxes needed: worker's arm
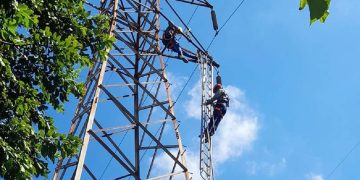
[205,89,224,105]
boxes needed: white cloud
[306,173,324,180]
[152,81,260,179]
[150,150,182,179]
[184,81,259,169]
[184,151,202,180]
[213,113,258,163]
[213,85,259,164]
[246,158,287,177]
[151,150,201,180]
[183,80,202,119]
[166,72,187,98]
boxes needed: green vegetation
[300,0,331,24]
[0,0,331,179]
[0,0,113,179]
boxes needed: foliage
[299,0,331,24]
[0,0,114,179]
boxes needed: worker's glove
[177,26,183,34]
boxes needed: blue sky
[48,0,360,179]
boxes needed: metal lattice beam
[175,0,212,8]
[53,0,191,179]
[199,51,215,180]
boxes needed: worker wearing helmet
[162,23,197,63]
[203,83,229,141]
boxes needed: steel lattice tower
[199,52,215,180]
[53,0,217,179]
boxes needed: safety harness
[162,25,176,49]
[214,89,230,117]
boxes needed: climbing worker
[162,23,198,63]
[203,82,229,142]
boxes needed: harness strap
[162,33,174,48]
[214,106,224,117]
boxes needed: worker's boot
[178,53,189,63]
[180,57,189,63]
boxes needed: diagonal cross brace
[99,85,187,172]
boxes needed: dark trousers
[206,104,227,136]
[164,39,197,60]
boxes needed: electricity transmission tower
[53,0,217,179]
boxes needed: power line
[187,6,199,26]
[99,130,130,180]
[218,0,246,35]
[126,7,200,175]
[207,0,247,50]
[173,64,199,105]
[174,0,248,104]
[132,8,200,174]
[97,1,245,178]
[170,6,199,105]
[325,140,360,179]
[103,2,244,176]
[141,6,199,107]
[165,0,207,52]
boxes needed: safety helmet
[177,26,183,33]
[213,83,222,93]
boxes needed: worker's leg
[182,48,198,60]
[212,105,227,133]
[222,106,227,116]
[171,41,182,56]
[171,42,189,63]
[162,39,169,47]
[173,44,197,60]
[188,59,199,64]
[212,111,222,135]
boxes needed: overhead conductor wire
[175,0,247,105]
[115,6,201,180]
[325,140,360,179]
[207,0,246,50]
[138,6,198,106]
[97,4,202,180]
[100,0,247,177]
[99,130,129,180]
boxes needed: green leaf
[23,17,30,28]
[299,0,307,10]
[47,128,54,136]
[0,57,5,67]
[34,33,40,41]
[7,19,18,35]
[20,165,25,173]
[0,0,111,179]
[44,26,52,37]
[39,130,45,138]
[16,104,24,115]
[299,0,331,24]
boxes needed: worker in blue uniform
[162,23,198,63]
